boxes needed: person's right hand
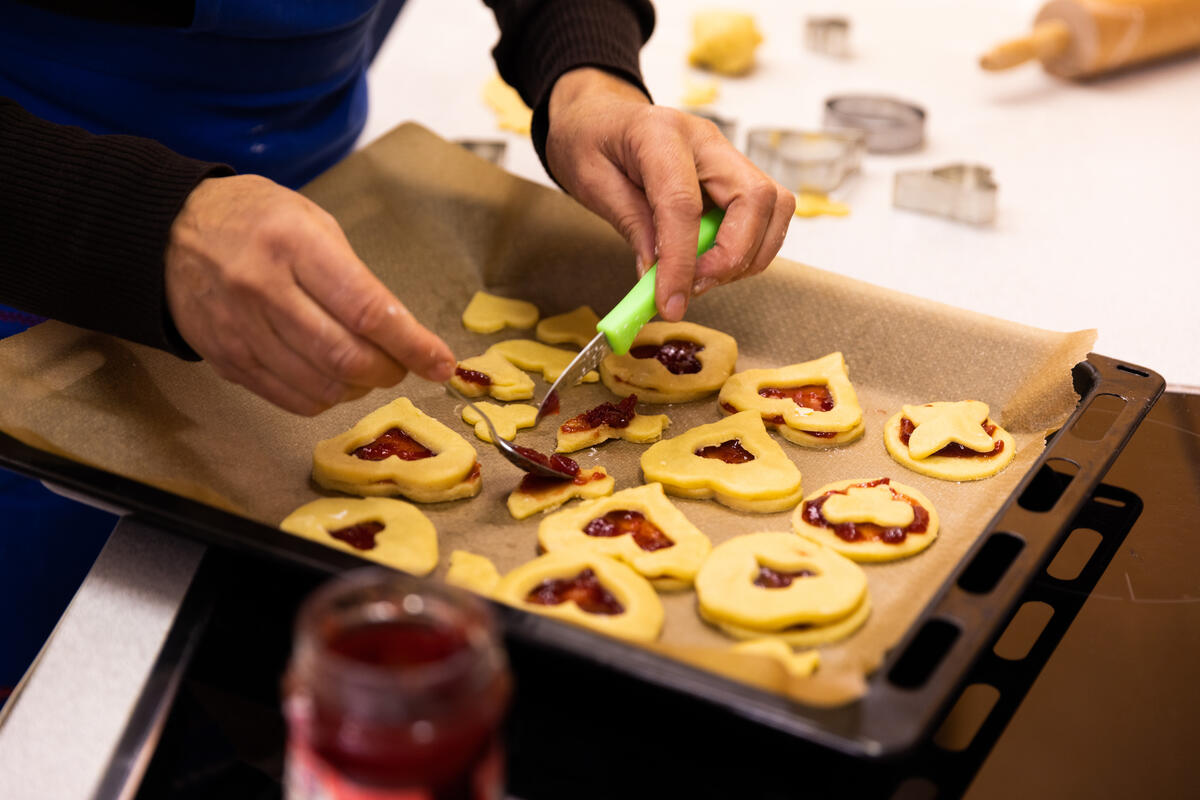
[165,175,456,416]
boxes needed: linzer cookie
[449,349,535,401]
[504,447,613,520]
[555,394,670,453]
[312,397,481,502]
[280,497,438,575]
[718,352,864,447]
[884,401,1016,481]
[792,478,939,561]
[599,321,737,404]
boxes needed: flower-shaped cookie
[489,339,599,384]
[450,349,535,401]
[492,549,664,642]
[460,401,538,443]
[884,401,1016,481]
[556,394,670,453]
[507,463,615,520]
[536,305,600,348]
[695,532,870,647]
[599,321,738,404]
[718,352,864,447]
[537,483,711,590]
[280,497,438,575]
[640,411,803,512]
[792,478,940,561]
[461,290,538,333]
[312,397,481,502]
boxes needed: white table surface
[364,0,1200,389]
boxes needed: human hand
[546,67,795,322]
[165,175,456,416]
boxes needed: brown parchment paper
[0,124,1095,704]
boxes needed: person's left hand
[546,67,795,322]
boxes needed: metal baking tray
[0,352,1162,758]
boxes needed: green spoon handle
[596,207,724,356]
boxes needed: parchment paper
[0,124,1094,703]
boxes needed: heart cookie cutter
[745,128,865,194]
[892,163,998,225]
[805,16,851,58]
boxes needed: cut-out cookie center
[525,568,625,615]
[454,366,492,387]
[584,510,676,552]
[561,394,637,433]
[900,418,1002,458]
[329,520,385,550]
[351,429,435,461]
[695,439,756,464]
[631,340,705,374]
[753,565,818,588]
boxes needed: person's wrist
[548,67,650,119]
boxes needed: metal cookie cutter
[805,16,851,58]
[893,164,997,225]
[745,128,865,194]
[454,139,507,167]
[824,94,925,153]
[690,110,738,144]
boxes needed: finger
[636,134,703,321]
[743,185,796,278]
[208,345,335,416]
[562,157,657,272]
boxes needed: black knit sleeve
[483,0,655,180]
[0,97,233,358]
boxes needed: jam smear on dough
[511,446,603,494]
[560,394,637,434]
[695,439,756,464]
[630,340,705,375]
[754,565,817,588]
[584,510,675,552]
[899,418,1003,458]
[525,568,625,615]
[352,429,435,461]
[758,384,835,412]
[329,521,385,551]
[799,477,929,545]
[455,366,493,386]
[720,401,837,436]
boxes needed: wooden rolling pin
[981,0,1200,78]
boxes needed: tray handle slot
[887,617,961,689]
[956,532,1025,594]
[1016,458,1079,512]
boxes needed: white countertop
[364,0,1200,388]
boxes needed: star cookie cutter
[745,128,865,194]
[454,139,507,166]
[805,16,851,58]
[893,163,998,225]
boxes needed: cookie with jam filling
[449,349,536,401]
[599,321,737,404]
[280,497,438,575]
[883,401,1016,481]
[556,394,670,453]
[792,478,940,561]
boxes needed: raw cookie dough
[537,483,711,590]
[640,411,803,512]
[280,497,438,575]
[535,306,600,349]
[695,532,870,646]
[506,466,614,520]
[702,594,872,648]
[482,75,532,134]
[312,398,481,503]
[792,478,940,561]
[600,321,738,404]
[461,401,538,443]
[461,290,538,333]
[490,339,599,383]
[556,394,670,453]
[445,550,502,595]
[719,352,864,447]
[884,401,1016,481]
[731,638,820,679]
[688,11,763,76]
[450,349,536,401]
[492,549,664,642]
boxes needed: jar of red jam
[284,569,511,800]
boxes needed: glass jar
[284,569,511,800]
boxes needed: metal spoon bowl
[445,384,575,480]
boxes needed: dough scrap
[449,349,536,401]
[537,483,711,589]
[445,550,502,596]
[490,339,598,383]
[506,466,615,520]
[280,497,438,576]
[535,306,600,349]
[688,11,763,76]
[482,75,533,134]
[792,478,940,562]
[731,638,820,679]
[600,321,738,404]
[461,401,538,443]
[640,411,803,512]
[794,192,850,218]
[312,398,481,503]
[883,401,1017,481]
[461,290,539,333]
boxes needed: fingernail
[635,254,645,277]
[693,277,716,296]
[431,357,456,383]
[664,292,687,321]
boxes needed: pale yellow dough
[556,404,670,453]
[600,321,738,404]
[490,339,598,383]
[703,593,872,648]
[492,549,664,642]
[449,349,535,401]
[506,467,614,520]
[312,398,481,503]
[640,411,803,512]
[731,638,820,679]
[537,483,711,589]
[482,75,532,134]
[280,497,439,575]
[461,290,538,333]
[794,192,850,218]
[535,306,600,349]
[883,401,1017,481]
[688,11,763,76]
[461,401,538,443]
[791,478,940,562]
[445,550,502,596]
[718,352,864,447]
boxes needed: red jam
[899,417,1003,458]
[455,366,492,386]
[721,401,838,436]
[753,565,817,588]
[524,568,625,615]
[510,446,602,494]
[799,477,930,545]
[539,390,560,417]
[630,339,705,374]
[695,439,756,464]
[351,429,435,461]
[583,510,675,552]
[560,394,637,434]
[758,384,835,412]
[328,521,384,551]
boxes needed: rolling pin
[980,0,1200,78]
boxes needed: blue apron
[0,0,406,691]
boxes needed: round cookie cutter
[823,94,926,153]
[745,128,865,194]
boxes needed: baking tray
[0,352,1162,758]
